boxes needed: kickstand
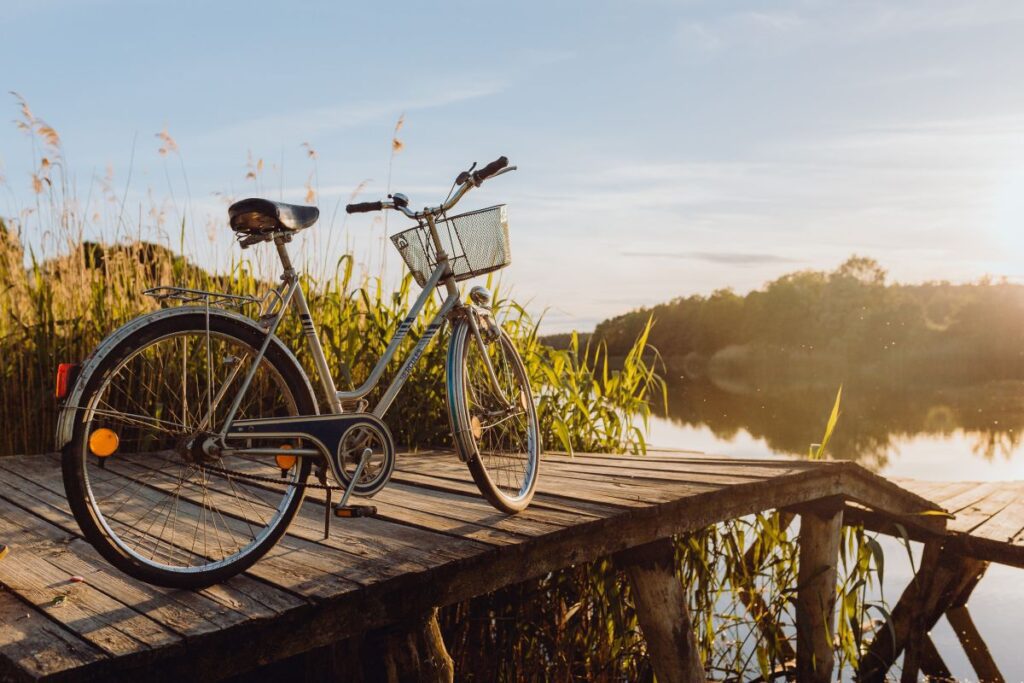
[323,488,331,540]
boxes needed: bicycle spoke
[79,327,303,573]
[462,330,538,502]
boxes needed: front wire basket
[390,205,510,288]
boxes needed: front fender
[55,306,314,450]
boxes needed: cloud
[200,82,506,146]
[673,1,1024,59]
[620,250,799,266]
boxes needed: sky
[2,0,1024,332]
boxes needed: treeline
[591,256,1024,384]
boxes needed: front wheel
[447,317,540,513]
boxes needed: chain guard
[227,412,396,493]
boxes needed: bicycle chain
[197,462,346,491]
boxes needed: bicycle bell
[469,285,493,308]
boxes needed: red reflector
[56,363,79,398]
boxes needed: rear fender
[55,306,315,450]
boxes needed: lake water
[646,377,1024,680]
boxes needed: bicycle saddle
[228,198,319,233]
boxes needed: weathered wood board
[0,451,946,682]
[895,479,1024,568]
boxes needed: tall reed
[1,98,886,680]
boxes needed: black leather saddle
[228,198,319,234]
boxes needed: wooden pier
[849,478,1024,683]
[0,450,1015,682]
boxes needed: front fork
[460,304,512,408]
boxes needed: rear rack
[143,286,262,310]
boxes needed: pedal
[333,504,377,518]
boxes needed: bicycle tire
[62,309,317,588]
[447,319,540,513]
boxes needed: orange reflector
[89,429,119,457]
[55,363,79,399]
[275,444,296,470]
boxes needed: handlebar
[455,156,508,186]
[345,201,384,214]
[345,156,514,220]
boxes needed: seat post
[274,234,296,277]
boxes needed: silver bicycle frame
[217,229,463,434]
[217,172,518,436]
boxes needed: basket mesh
[390,205,510,287]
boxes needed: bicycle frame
[215,211,507,438]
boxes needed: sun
[990,166,1024,266]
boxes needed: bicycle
[55,156,540,588]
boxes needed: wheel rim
[80,329,303,574]
[462,332,538,503]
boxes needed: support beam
[944,568,1005,683]
[918,635,951,680]
[617,538,705,683]
[858,542,988,683]
[946,606,1004,683]
[795,502,844,683]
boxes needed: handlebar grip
[474,156,508,182]
[346,201,383,214]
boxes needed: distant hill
[581,256,1024,386]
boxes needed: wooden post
[617,538,705,683]
[340,607,454,683]
[795,502,844,683]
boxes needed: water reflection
[659,377,1024,471]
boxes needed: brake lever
[455,161,478,186]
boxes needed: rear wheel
[447,318,540,513]
[62,311,316,588]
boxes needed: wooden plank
[831,466,946,537]
[795,504,843,683]
[542,460,789,487]
[178,455,603,538]
[951,486,1020,535]
[0,500,235,639]
[0,587,109,683]
[6,456,364,601]
[895,480,976,505]
[969,500,1024,544]
[0,461,304,618]
[539,450,808,467]
[543,455,812,480]
[937,482,1003,517]
[399,457,721,506]
[121,457,492,564]
[106,461,477,587]
[0,505,182,659]
[389,470,627,517]
[0,451,971,683]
